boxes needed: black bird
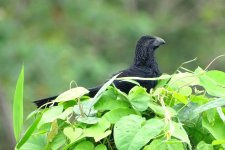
[34,35,165,107]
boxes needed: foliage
[13,60,225,150]
[2,1,225,147]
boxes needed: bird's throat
[133,51,156,68]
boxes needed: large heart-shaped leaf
[114,115,164,150]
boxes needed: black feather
[33,35,165,108]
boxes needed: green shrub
[13,59,225,150]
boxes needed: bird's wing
[33,95,57,108]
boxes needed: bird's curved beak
[153,36,166,47]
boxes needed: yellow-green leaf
[55,87,89,102]
[13,65,24,142]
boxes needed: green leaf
[206,70,225,85]
[63,127,83,143]
[152,87,165,96]
[19,134,47,150]
[38,106,63,127]
[36,123,51,135]
[50,133,66,150]
[192,98,225,119]
[94,94,130,111]
[26,110,40,120]
[155,74,171,88]
[95,98,130,111]
[73,98,97,117]
[197,141,213,150]
[217,107,225,122]
[172,92,188,104]
[114,115,165,150]
[103,108,136,124]
[144,139,185,150]
[94,73,121,102]
[74,141,95,150]
[197,70,225,97]
[47,120,58,142]
[179,86,192,96]
[212,140,225,145]
[190,95,209,105]
[202,113,225,148]
[143,139,167,150]
[128,86,150,111]
[148,102,177,117]
[58,107,74,120]
[194,67,205,74]
[63,119,111,144]
[174,102,199,125]
[168,72,199,89]
[54,87,89,102]
[206,108,216,125]
[74,74,120,120]
[16,114,42,149]
[178,98,225,121]
[77,116,99,124]
[13,65,24,141]
[83,118,111,142]
[184,124,214,147]
[95,144,107,150]
[165,139,185,150]
[171,122,191,149]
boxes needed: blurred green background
[0,0,224,149]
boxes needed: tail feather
[33,86,100,108]
[33,96,57,108]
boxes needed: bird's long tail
[33,86,101,108]
[33,95,57,108]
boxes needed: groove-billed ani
[34,35,165,107]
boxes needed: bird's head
[136,35,165,51]
[134,35,165,66]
